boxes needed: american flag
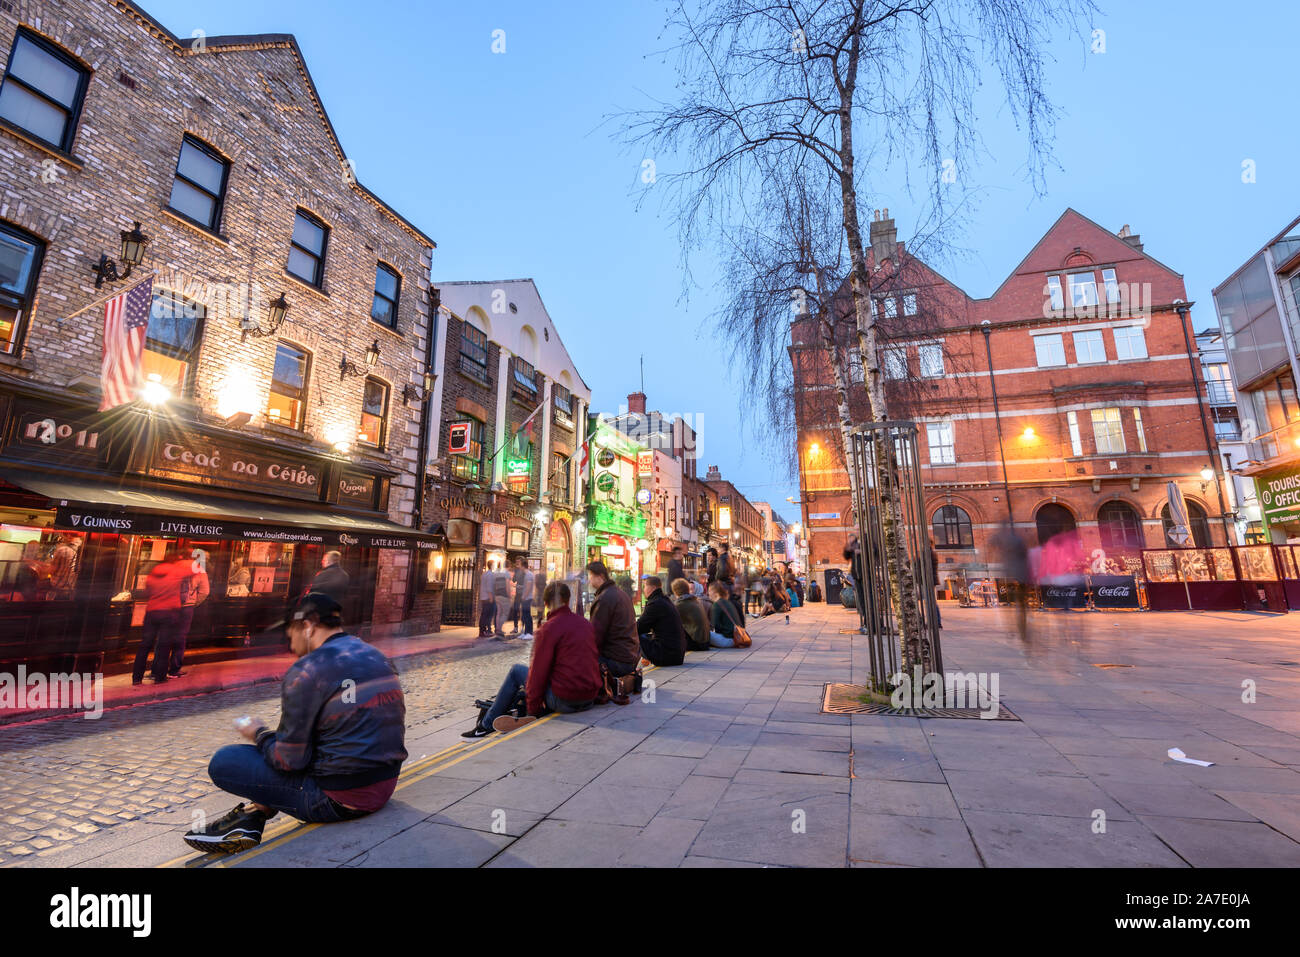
[99,278,154,412]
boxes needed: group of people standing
[476,557,540,639]
[462,544,803,738]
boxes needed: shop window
[0,30,89,152]
[371,263,400,329]
[144,291,204,396]
[931,505,972,548]
[0,221,43,356]
[1098,500,1143,552]
[358,377,388,447]
[1162,502,1211,548]
[224,541,296,598]
[459,322,489,385]
[451,417,484,482]
[0,525,83,601]
[287,209,328,287]
[268,341,309,428]
[168,135,230,232]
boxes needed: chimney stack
[705,465,722,482]
[870,207,897,264]
[627,392,646,414]
[1117,224,1143,252]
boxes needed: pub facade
[0,0,439,668]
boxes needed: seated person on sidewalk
[672,577,712,652]
[586,560,642,688]
[707,580,747,648]
[182,593,407,853]
[636,575,686,666]
[462,581,603,738]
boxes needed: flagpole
[483,398,548,474]
[59,272,158,323]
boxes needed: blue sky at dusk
[144,0,1300,523]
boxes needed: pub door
[442,550,477,625]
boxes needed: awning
[0,468,437,550]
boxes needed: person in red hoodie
[462,581,602,738]
[132,546,193,685]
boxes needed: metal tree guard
[848,421,943,691]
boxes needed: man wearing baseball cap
[182,592,407,853]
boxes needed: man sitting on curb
[462,581,602,738]
[636,575,686,666]
[182,593,407,853]
[586,560,641,704]
[672,577,712,652]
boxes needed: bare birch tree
[625,0,1093,672]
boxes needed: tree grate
[820,683,1020,720]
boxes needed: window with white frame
[1073,329,1106,364]
[1102,268,1119,304]
[1133,407,1148,453]
[1113,324,1147,360]
[884,347,907,380]
[883,297,897,319]
[903,293,917,316]
[1066,411,1083,456]
[1046,275,1064,311]
[926,421,955,464]
[1091,407,1126,454]
[1033,333,1066,367]
[918,343,943,378]
[1068,272,1098,308]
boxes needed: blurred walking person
[992,522,1030,640]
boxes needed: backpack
[719,600,752,648]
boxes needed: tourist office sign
[1255,463,1300,534]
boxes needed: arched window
[1162,502,1211,548]
[1098,501,1144,552]
[931,505,973,548]
[1035,503,1076,546]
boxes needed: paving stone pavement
[7,602,1300,867]
[0,639,530,864]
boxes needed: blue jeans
[709,630,735,648]
[483,663,593,726]
[207,744,357,823]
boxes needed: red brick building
[791,209,1227,591]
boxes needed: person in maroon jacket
[462,581,603,738]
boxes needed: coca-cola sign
[1091,575,1139,608]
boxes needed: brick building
[423,279,591,627]
[703,465,763,572]
[791,209,1227,591]
[0,0,439,667]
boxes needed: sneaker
[182,803,269,853]
[520,632,534,641]
[168,670,188,678]
[461,723,493,739]
[492,714,537,733]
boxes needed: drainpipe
[981,321,1015,527]
[404,285,440,622]
[1176,301,1233,545]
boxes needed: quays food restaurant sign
[1255,463,1300,532]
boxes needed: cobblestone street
[0,640,530,864]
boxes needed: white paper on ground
[1167,747,1214,767]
